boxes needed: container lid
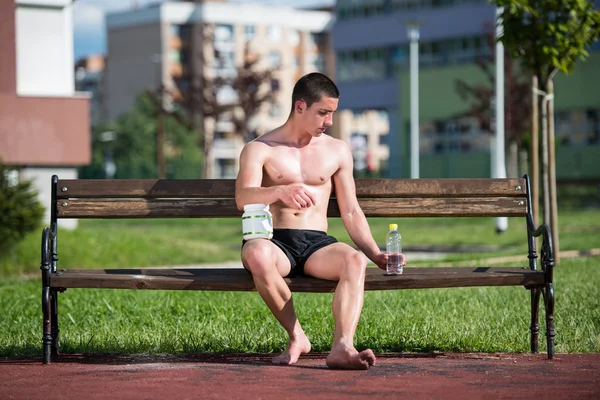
[389,223,398,231]
[243,203,270,212]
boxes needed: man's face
[296,96,338,137]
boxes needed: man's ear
[295,100,305,114]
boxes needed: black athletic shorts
[242,229,338,277]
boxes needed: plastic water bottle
[386,223,403,275]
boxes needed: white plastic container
[242,204,273,240]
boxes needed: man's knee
[242,240,277,277]
[342,250,367,280]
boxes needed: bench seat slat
[56,178,527,199]
[50,267,545,292]
[57,197,527,218]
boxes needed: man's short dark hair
[290,72,339,114]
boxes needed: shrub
[0,161,45,254]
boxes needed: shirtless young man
[235,72,405,370]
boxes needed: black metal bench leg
[542,284,556,359]
[530,287,541,354]
[41,227,52,364]
[51,289,60,359]
[42,285,52,364]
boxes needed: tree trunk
[531,76,539,227]
[541,81,550,227]
[156,103,166,179]
[203,122,214,179]
[508,141,518,178]
[547,79,560,263]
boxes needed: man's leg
[242,239,311,365]
[303,243,375,370]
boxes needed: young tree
[229,50,279,143]
[455,23,531,152]
[0,160,45,256]
[177,24,279,178]
[493,0,600,261]
[79,93,202,180]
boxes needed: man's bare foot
[272,334,311,365]
[326,344,376,370]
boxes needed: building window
[269,102,282,118]
[169,49,180,62]
[213,49,236,69]
[179,24,191,40]
[308,32,326,48]
[308,53,325,72]
[217,85,238,104]
[270,78,280,91]
[556,109,600,146]
[420,117,488,154]
[338,48,386,82]
[267,25,282,41]
[217,159,237,179]
[244,25,256,40]
[267,51,281,68]
[350,133,368,172]
[338,0,488,20]
[176,78,190,93]
[214,24,234,43]
[289,29,300,46]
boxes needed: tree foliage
[455,22,531,147]
[175,23,279,177]
[79,93,202,179]
[494,0,600,88]
[0,160,45,254]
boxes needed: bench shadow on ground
[0,350,497,369]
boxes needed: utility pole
[407,22,420,179]
[494,6,508,233]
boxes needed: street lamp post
[407,23,420,179]
[99,130,117,179]
[494,7,508,233]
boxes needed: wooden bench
[40,174,556,364]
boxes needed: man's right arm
[235,142,280,210]
[235,142,316,211]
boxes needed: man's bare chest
[263,148,338,185]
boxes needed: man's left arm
[332,141,389,269]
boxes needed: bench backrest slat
[56,178,527,199]
[57,197,527,218]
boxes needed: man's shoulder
[323,135,350,152]
[242,137,271,152]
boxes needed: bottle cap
[389,223,398,231]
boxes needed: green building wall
[395,52,600,179]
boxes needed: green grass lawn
[2,209,600,276]
[1,209,599,358]
[1,256,598,357]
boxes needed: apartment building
[104,0,335,178]
[333,0,600,179]
[333,0,496,178]
[0,0,90,229]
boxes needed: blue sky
[73,0,334,61]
